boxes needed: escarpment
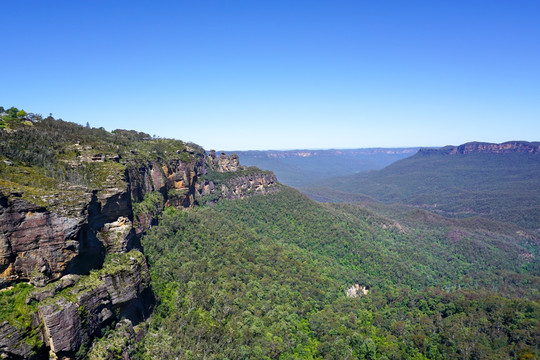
[1,150,280,288]
[0,118,281,359]
[419,141,540,155]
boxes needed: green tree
[7,106,19,117]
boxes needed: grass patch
[0,283,38,329]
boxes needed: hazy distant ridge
[233,147,419,187]
[305,140,540,229]
[420,140,540,155]
[234,148,418,158]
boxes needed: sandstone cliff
[1,150,279,289]
[0,121,281,359]
[419,141,540,156]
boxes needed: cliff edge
[0,114,281,359]
[418,141,540,155]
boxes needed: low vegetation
[0,283,43,352]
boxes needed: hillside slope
[305,141,540,229]
[138,188,540,359]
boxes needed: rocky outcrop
[129,152,281,216]
[219,173,280,199]
[0,143,280,359]
[0,194,86,288]
[0,320,43,359]
[346,284,369,298]
[420,141,540,156]
[218,152,240,172]
[101,252,150,306]
[97,216,135,253]
[208,150,241,173]
[195,151,281,203]
[26,274,79,303]
[196,169,280,204]
[29,250,149,359]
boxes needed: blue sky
[1,1,539,150]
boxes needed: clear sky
[1,1,539,150]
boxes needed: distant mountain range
[422,140,540,155]
[303,141,540,229]
[232,148,419,187]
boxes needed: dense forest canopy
[137,189,539,359]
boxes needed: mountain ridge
[419,140,540,155]
[304,140,540,229]
[233,147,419,187]
[232,148,419,158]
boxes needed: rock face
[0,184,137,288]
[127,157,209,215]
[0,157,188,287]
[0,195,86,288]
[0,144,280,359]
[208,150,241,172]
[1,150,279,288]
[40,299,84,354]
[420,141,540,156]
[219,173,280,199]
[34,250,149,359]
[0,320,42,358]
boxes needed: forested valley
[137,188,539,359]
